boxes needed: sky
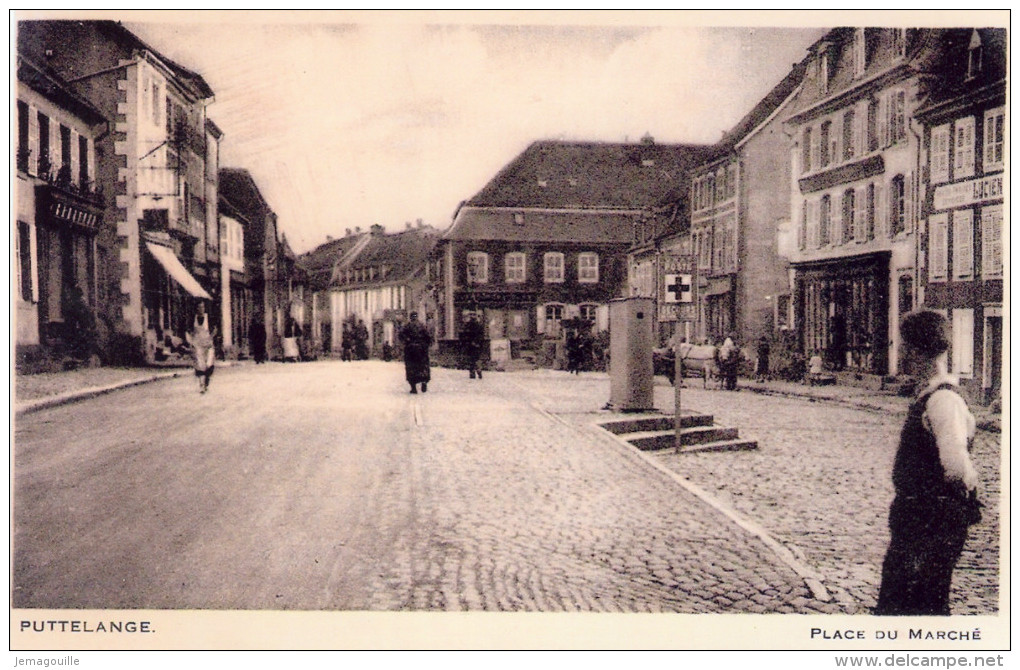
[118,12,828,254]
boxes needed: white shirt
[918,373,979,490]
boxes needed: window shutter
[953,210,974,279]
[28,106,39,175]
[70,130,80,186]
[536,305,545,334]
[905,171,915,234]
[981,206,1003,278]
[952,309,975,376]
[874,182,886,238]
[877,93,889,148]
[929,214,948,281]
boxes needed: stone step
[600,413,713,435]
[625,425,740,451]
[679,438,758,454]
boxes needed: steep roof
[297,233,370,290]
[913,28,1007,116]
[444,206,636,244]
[16,54,105,125]
[467,140,714,210]
[219,168,272,218]
[340,227,439,287]
[719,57,808,151]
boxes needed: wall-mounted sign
[933,174,1003,211]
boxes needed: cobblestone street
[506,369,1001,615]
[13,362,1000,616]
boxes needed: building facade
[785,28,933,376]
[915,28,1005,404]
[438,139,709,361]
[15,55,106,369]
[18,20,220,364]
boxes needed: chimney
[355,226,361,233]
[416,218,424,228]
[345,228,352,236]
[326,235,333,241]
[370,224,384,235]
[641,132,654,145]
[406,222,412,230]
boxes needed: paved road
[13,361,829,613]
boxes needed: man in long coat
[399,312,432,393]
[460,313,485,379]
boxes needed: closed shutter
[929,213,948,281]
[536,305,545,334]
[877,92,889,148]
[28,105,38,175]
[70,130,80,186]
[981,205,1003,278]
[952,309,974,376]
[875,181,886,239]
[953,209,974,279]
[904,171,915,234]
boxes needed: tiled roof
[17,55,105,125]
[913,28,1007,115]
[468,140,714,210]
[444,206,636,244]
[219,168,272,218]
[718,57,808,151]
[341,227,439,286]
[296,233,369,289]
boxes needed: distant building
[218,168,285,358]
[914,28,1005,404]
[296,229,372,355]
[437,139,711,362]
[15,55,106,369]
[217,193,251,357]
[301,223,438,356]
[18,20,220,364]
[685,58,807,347]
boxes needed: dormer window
[513,212,525,225]
[893,28,907,59]
[642,158,655,167]
[967,30,983,79]
[853,28,867,78]
[537,179,548,188]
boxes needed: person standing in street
[354,319,370,360]
[718,334,741,391]
[399,312,432,393]
[875,310,981,616]
[190,301,217,393]
[249,314,267,364]
[341,322,353,361]
[460,313,485,379]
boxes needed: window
[59,125,71,177]
[543,304,564,337]
[983,107,1004,172]
[820,121,832,167]
[841,190,855,244]
[853,28,867,77]
[726,164,736,199]
[152,82,161,125]
[889,176,906,236]
[513,212,525,226]
[954,116,976,179]
[802,127,812,173]
[706,175,715,206]
[579,304,597,322]
[888,90,906,145]
[929,124,951,184]
[967,30,983,79]
[928,213,948,281]
[893,28,907,59]
[17,221,32,302]
[504,252,525,283]
[843,110,856,161]
[981,205,1002,278]
[578,253,599,283]
[952,309,974,377]
[78,135,89,186]
[37,112,50,175]
[466,251,489,284]
[819,195,831,246]
[952,210,974,280]
[543,252,564,283]
[865,183,876,240]
[867,99,879,152]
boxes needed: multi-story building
[15,55,106,369]
[18,20,219,364]
[686,57,807,346]
[218,167,285,358]
[324,223,439,355]
[218,194,251,357]
[915,28,1005,404]
[785,28,934,376]
[437,138,709,361]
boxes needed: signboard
[662,255,697,321]
[489,337,511,367]
[933,174,1003,211]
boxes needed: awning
[145,242,212,299]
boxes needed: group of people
[340,319,370,361]
[564,329,594,374]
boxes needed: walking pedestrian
[399,312,432,393]
[875,310,982,616]
[460,313,485,379]
[354,319,370,360]
[341,323,353,361]
[190,301,216,393]
[719,335,740,391]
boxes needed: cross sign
[664,273,693,303]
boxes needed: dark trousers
[875,496,969,615]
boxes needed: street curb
[14,371,184,417]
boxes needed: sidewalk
[13,366,185,415]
